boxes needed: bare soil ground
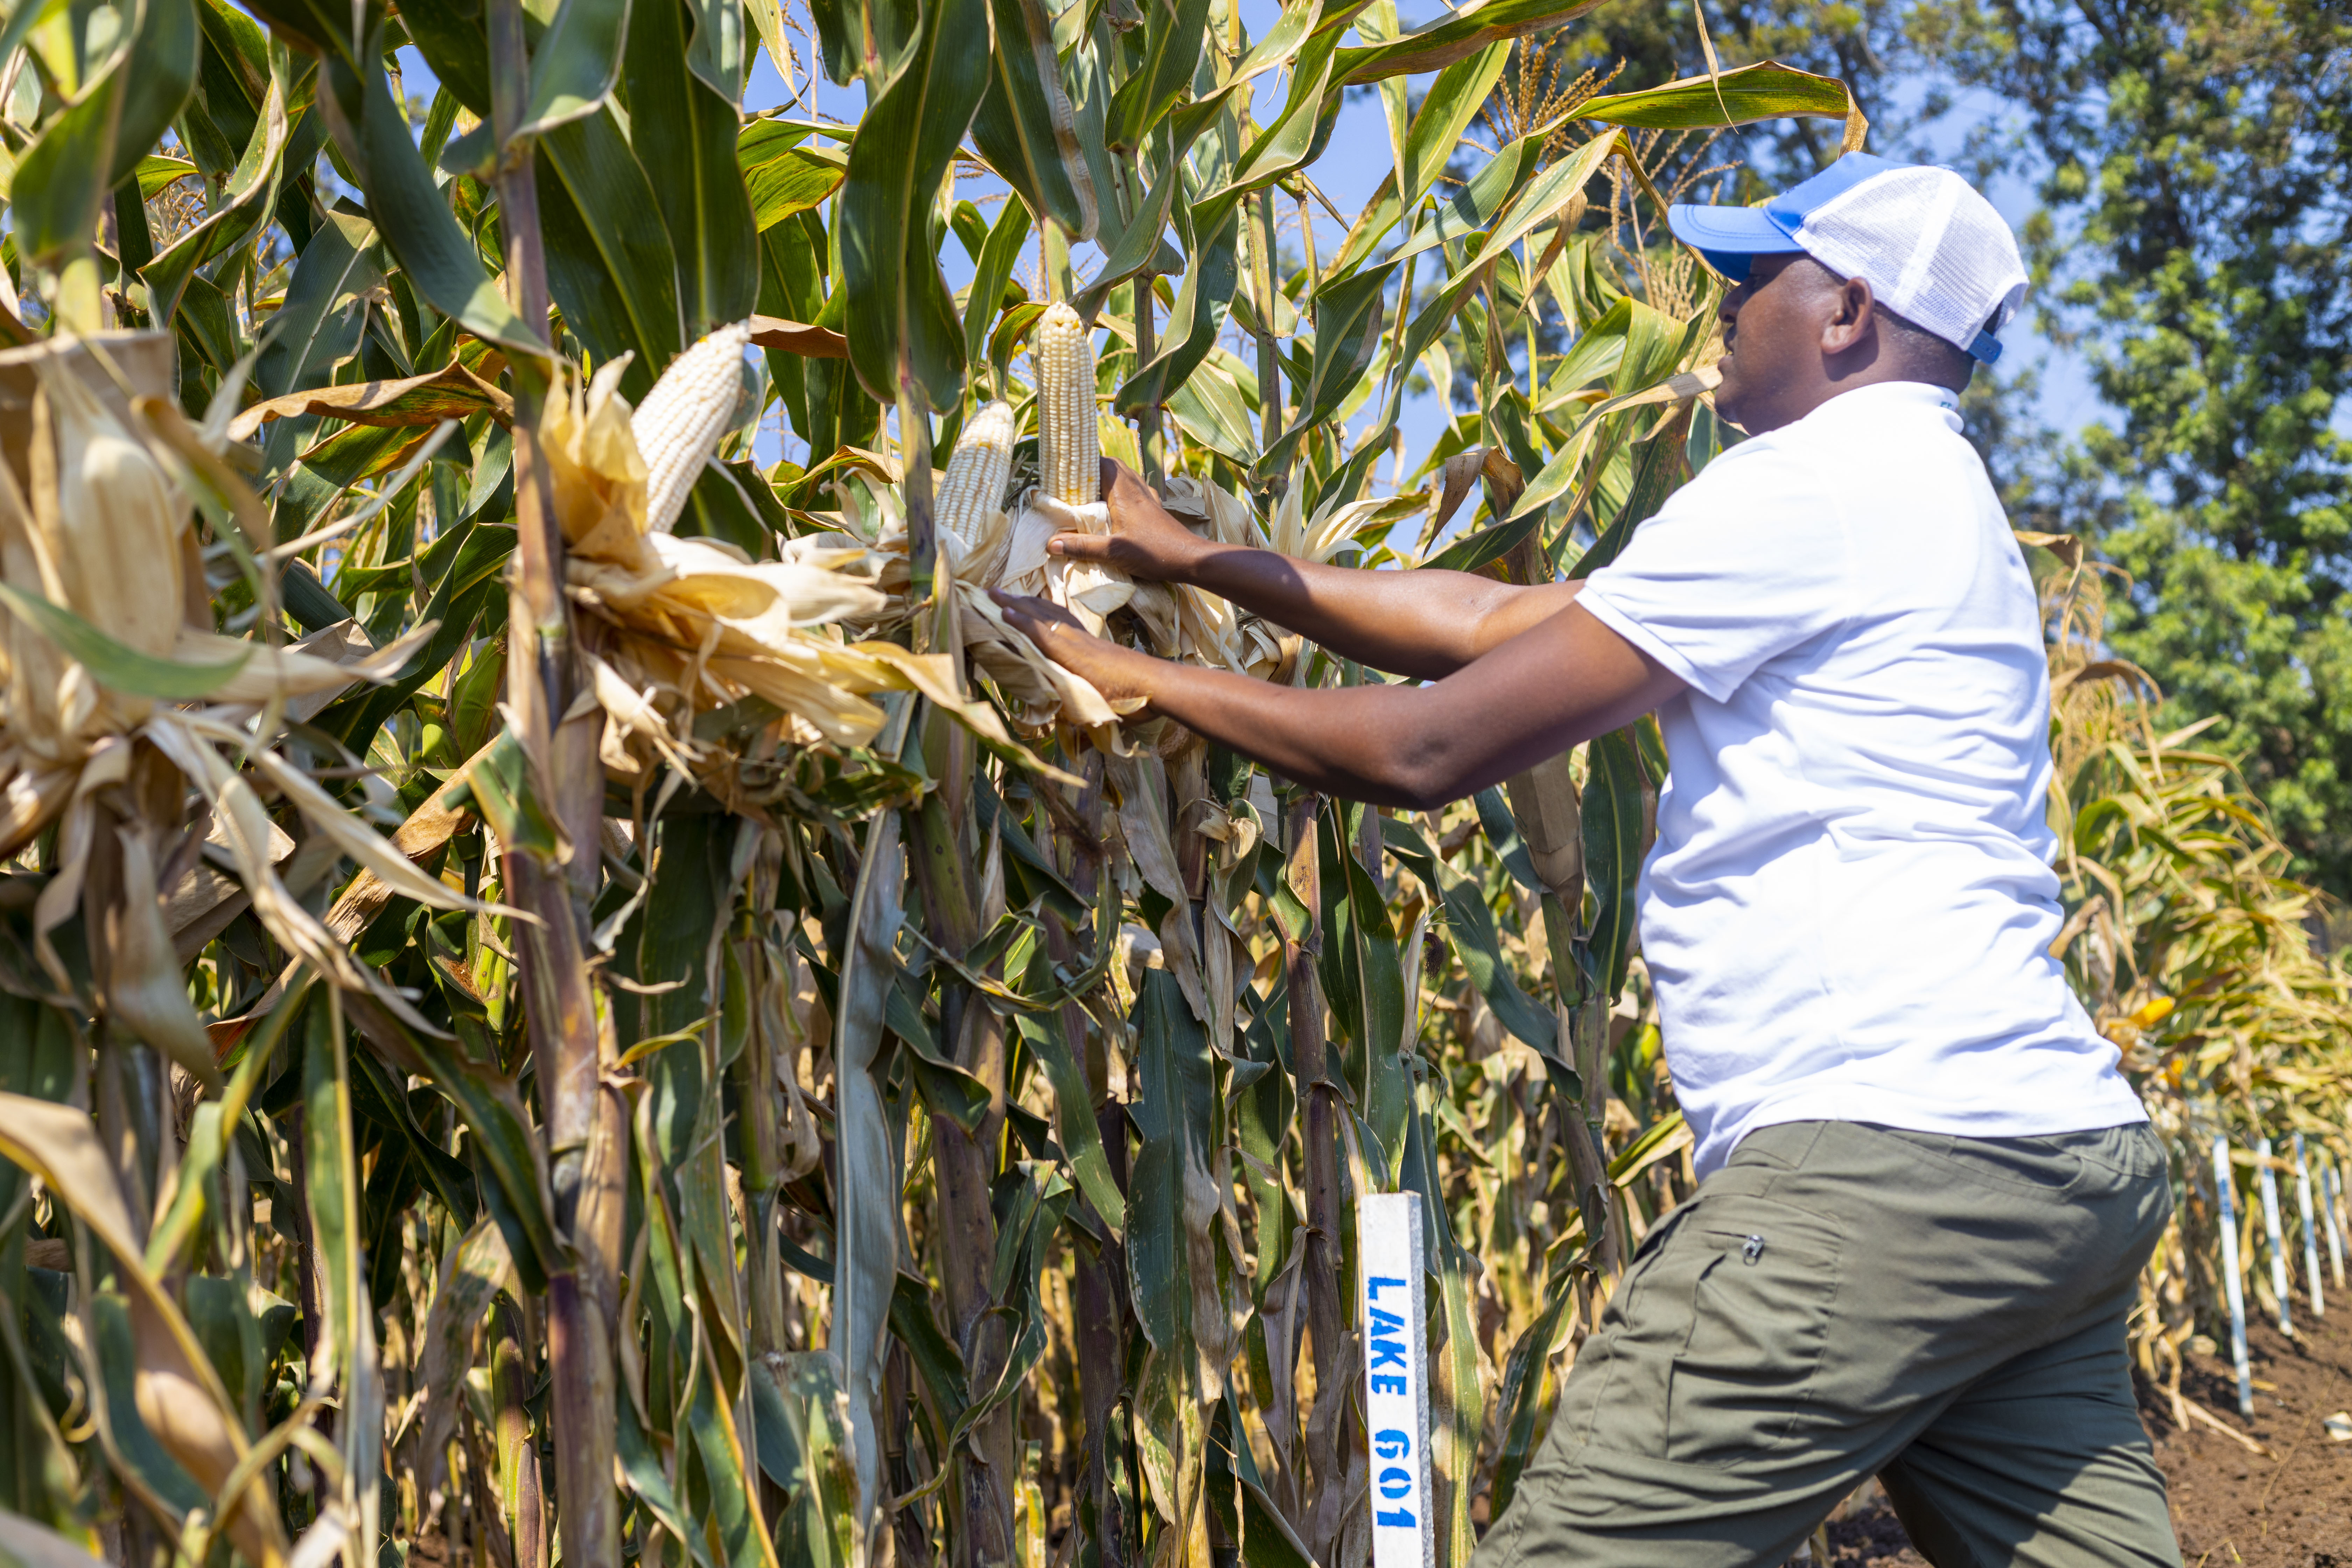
[1792,1307,2352,1566]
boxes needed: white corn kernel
[1032,303,1099,506]
[938,400,1018,550]
[633,320,752,535]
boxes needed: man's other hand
[989,590,1159,707]
[1045,459,1209,582]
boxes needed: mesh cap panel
[1793,167,2028,358]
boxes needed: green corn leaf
[1073,133,1186,319]
[762,1353,860,1568]
[742,135,849,232]
[1576,58,1857,130]
[239,0,374,66]
[1535,293,1634,411]
[1115,202,1238,417]
[1326,37,1512,278]
[1236,1477,1318,1568]
[146,975,312,1276]
[1165,360,1260,466]
[1347,846,1411,1188]
[0,584,252,700]
[1013,999,1126,1236]
[1382,818,1557,1051]
[680,0,748,102]
[1475,785,1542,896]
[830,811,904,1530]
[10,65,126,266]
[1233,21,1344,191]
[837,0,988,408]
[303,997,368,1387]
[617,1399,710,1566]
[1106,0,1212,152]
[110,0,201,190]
[455,728,566,866]
[969,0,1096,240]
[88,1295,212,1516]
[253,212,380,401]
[886,1273,971,1448]
[682,1353,766,1568]
[1333,0,1605,83]
[397,0,493,114]
[628,0,760,337]
[1487,1270,1578,1519]
[1508,356,1707,534]
[886,978,992,1134]
[539,109,687,400]
[1582,728,1646,1002]
[351,996,562,1295]
[1420,509,1542,576]
[1259,259,1398,476]
[319,59,542,353]
[962,196,1034,378]
[1384,131,1541,270]
[1124,968,1213,1355]
[518,0,633,141]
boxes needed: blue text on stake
[1359,1192,1434,1568]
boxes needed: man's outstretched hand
[988,590,1160,708]
[1045,458,1210,582]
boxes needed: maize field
[0,1,2343,1566]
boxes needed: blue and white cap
[1667,153,2029,364]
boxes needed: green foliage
[1926,0,2352,895]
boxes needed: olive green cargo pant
[1475,1119,2179,1567]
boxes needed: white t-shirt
[1578,380,2146,1176]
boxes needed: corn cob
[42,366,186,662]
[1033,302,1099,506]
[634,319,752,535]
[937,399,1018,556]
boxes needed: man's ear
[1821,275,1876,357]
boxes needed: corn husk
[539,360,1000,780]
[0,335,506,1037]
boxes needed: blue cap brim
[1666,203,1805,282]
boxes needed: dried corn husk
[537,358,999,780]
[1505,748,1584,906]
[105,826,223,1088]
[1002,491,1133,636]
[0,339,498,1035]
[40,366,188,662]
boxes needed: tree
[1913,0,2352,893]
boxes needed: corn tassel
[1034,303,1099,506]
[633,320,752,535]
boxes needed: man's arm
[992,589,1686,808]
[1060,461,1579,680]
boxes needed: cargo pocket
[1664,1196,1842,1467]
[1556,1204,1695,1457]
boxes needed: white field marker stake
[2213,1135,2254,1419]
[1359,1190,1434,1568]
[2324,1158,2347,1290]
[2255,1135,2294,1335]
[2293,1133,2326,1316]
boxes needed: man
[997,153,2177,1566]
